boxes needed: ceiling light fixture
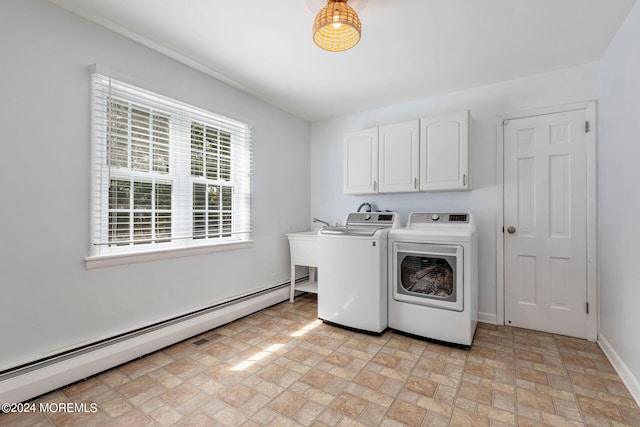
[312,0,363,52]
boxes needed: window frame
[87,71,252,268]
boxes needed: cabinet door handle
[414,177,418,189]
[463,174,466,186]
[373,181,377,192]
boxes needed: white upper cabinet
[343,111,470,194]
[379,120,420,193]
[419,110,470,191]
[343,127,378,194]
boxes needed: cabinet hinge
[502,226,505,233]
[585,121,590,133]
[586,302,589,314]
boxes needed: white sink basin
[287,230,319,237]
[286,231,318,266]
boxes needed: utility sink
[286,231,318,266]
[286,231,319,302]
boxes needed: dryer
[387,212,478,348]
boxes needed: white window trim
[87,65,252,268]
[84,240,253,270]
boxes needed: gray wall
[310,63,599,321]
[0,0,310,370]
[598,0,640,391]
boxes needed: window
[90,73,252,259]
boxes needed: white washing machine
[318,212,399,334]
[387,212,478,348]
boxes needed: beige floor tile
[477,403,517,424]
[404,375,437,398]
[518,388,556,413]
[459,380,493,405]
[465,361,496,380]
[0,411,52,427]
[577,395,625,423]
[214,383,257,408]
[450,406,490,427]
[329,393,368,419]
[3,295,639,427]
[300,369,334,389]
[268,390,308,417]
[619,404,640,425]
[516,366,549,386]
[568,370,608,392]
[455,396,478,412]
[356,403,386,425]
[553,398,583,422]
[385,399,426,427]
[370,353,400,369]
[100,396,133,418]
[61,378,102,398]
[104,409,154,426]
[292,400,325,425]
[148,404,183,426]
[211,405,248,425]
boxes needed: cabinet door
[379,120,419,193]
[420,111,469,191]
[343,128,379,194]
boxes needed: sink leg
[289,264,296,302]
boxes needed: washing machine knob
[431,214,440,221]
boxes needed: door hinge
[585,121,590,133]
[586,302,589,314]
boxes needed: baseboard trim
[0,286,289,404]
[598,333,640,407]
[478,312,497,325]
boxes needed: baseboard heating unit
[0,283,290,404]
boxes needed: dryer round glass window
[399,254,456,301]
[392,242,464,311]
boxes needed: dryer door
[392,242,464,311]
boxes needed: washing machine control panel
[345,212,399,227]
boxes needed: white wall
[598,0,640,394]
[310,63,599,319]
[0,0,310,370]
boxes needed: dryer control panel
[409,213,469,224]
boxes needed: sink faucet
[357,202,372,212]
[313,217,330,228]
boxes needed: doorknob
[507,226,516,234]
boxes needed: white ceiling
[49,0,635,121]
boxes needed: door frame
[496,101,598,340]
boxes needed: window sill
[84,240,254,270]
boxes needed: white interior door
[504,109,589,338]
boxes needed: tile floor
[1,294,639,426]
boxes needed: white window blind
[91,73,252,257]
